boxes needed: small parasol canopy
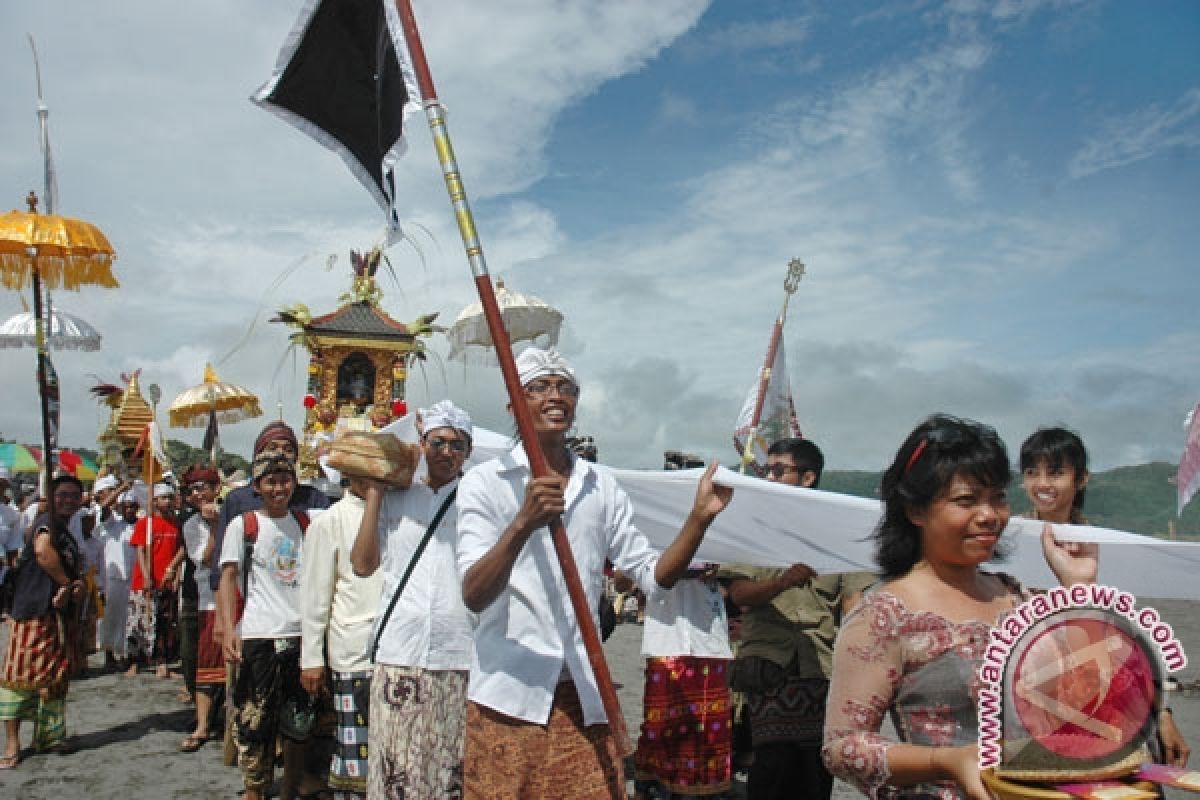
[445,279,563,363]
[0,304,102,351]
[0,442,41,474]
[168,363,263,428]
[56,448,97,480]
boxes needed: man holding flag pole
[252,1,695,793]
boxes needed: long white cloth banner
[609,466,1200,601]
[437,425,1198,600]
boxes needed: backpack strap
[369,488,457,663]
[240,511,259,603]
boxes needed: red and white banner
[1177,403,1200,516]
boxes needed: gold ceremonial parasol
[0,196,119,292]
[169,363,263,428]
[1,192,117,504]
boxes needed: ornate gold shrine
[273,249,437,479]
[91,370,159,479]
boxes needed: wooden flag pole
[738,258,805,474]
[394,0,632,753]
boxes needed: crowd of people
[0,346,1190,799]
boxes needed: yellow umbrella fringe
[0,252,118,291]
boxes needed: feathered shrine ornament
[341,247,384,306]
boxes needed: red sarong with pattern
[0,613,71,696]
[634,656,733,795]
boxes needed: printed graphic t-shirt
[219,511,304,639]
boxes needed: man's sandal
[179,734,207,753]
[0,753,19,770]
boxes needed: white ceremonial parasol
[0,305,102,351]
[445,278,563,363]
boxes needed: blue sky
[0,0,1197,474]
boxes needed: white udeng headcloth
[93,475,120,493]
[420,400,473,439]
[515,347,576,387]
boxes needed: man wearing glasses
[351,400,475,800]
[456,347,732,799]
[721,438,875,800]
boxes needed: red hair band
[905,439,928,474]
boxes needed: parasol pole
[23,192,58,519]
[394,0,631,753]
[739,258,805,475]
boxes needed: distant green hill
[821,462,1200,541]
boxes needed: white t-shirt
[219,511,305,639]
[641,577,732,659]
[183,514,216,611]
[0,501,20,555]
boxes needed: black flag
[201,406,220,465]
[252,0,420,233]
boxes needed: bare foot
[124,664,139,678]
[155,664,169,679]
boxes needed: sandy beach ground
[1,597,1197,798]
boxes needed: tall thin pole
[394,0,631,753]
[29,36,60,494]
[739,258,805,474]
[24,192,58,520]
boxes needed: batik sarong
[0,612,71,750]
[634,656,733,796]
[125,590,156,663]
[463,681,625,800]
[194,609,225,687]
[233,637,330,790]
[330,669,371,798]
[744,675,827,747]
[368,664,467,800]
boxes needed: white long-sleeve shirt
[456,446,663,726]
[368,478,472,671]
[300,494,384,673]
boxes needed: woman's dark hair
[1019,426,1089,523]
[874,414,1011,579]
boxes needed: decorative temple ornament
[272,248,439,478]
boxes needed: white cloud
[1,1,1194,484]
[1067,87,1200,180]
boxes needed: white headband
[420,399,473,439]
[94,475,120,493]
[516,347,576,387]
[153,482,175,498]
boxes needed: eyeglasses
[186,483,212,494]
[524,379,580,398]
[426,437,468,453]
[764,463,801,479]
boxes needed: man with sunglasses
[351,400,475,799]
[456,347,732,799]
[720,438,875,800]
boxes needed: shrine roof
[306,302,414,341]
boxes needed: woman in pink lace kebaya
[821,415,1099,800]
